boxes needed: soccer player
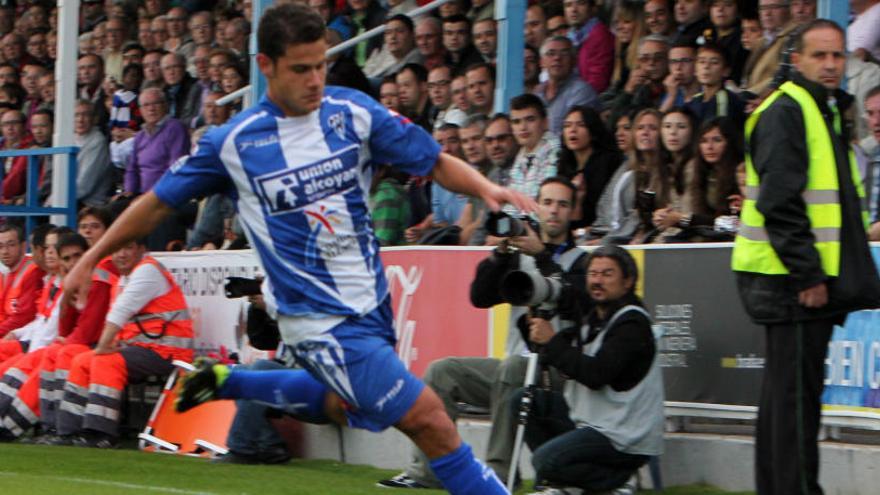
[64,4,530,494]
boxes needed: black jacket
[736,73,880,323]
[543,293,654,392]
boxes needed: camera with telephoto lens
[224,277,263,298]
[485,211,540,238]
[500,270,565,308]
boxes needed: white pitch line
[0,471,221,495]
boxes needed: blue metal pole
[817,0,849,31]
[25,155,38,235]
[494,0,526,114]
[250,0,271,105]
[66,151,77,227]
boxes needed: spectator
[522,245,663,495]
[339,0,387,68]
[364,15,423,79]
[387,0,417,16]
[739,12,764,87]
[165,7,194,58]
[428,65,466,129]
[460,114,490,173]
[450,72,470,114]
[703,0,748,84]
[379,76,401,112]
[0,63,16,86]
[2,33,29,70]
[0,109,33,203]
[467,0,494,23]
[0,224,44,338]
[612,34,670,114]
[672,0,711,45]
[220,62,247,112]
[442,15,482,74]
[207,48,235,92]
[225,17,249,59]
[659,42,700,112]
[558,105,622,228]
[122,42,145,68]
[125,87,190,196]
[746,0,798,95]
[142,49,166,90]
[25,30,49,69]
[326,28,374,97]
[309,0,335,23]
[849,0,880,63]
[524,44,540,93]
[534,36,598,134]
[77,53,109,130]
[585,111,638,244]
[369,166,411,247]
[863,87,880,240]
[162,52,202,125]
[80,0,106,34]
[472,18,497,63]
[29,109,52,204]
[415,16,445,71]
[610,1,646,92]
[395,63,433,131]
[687,43,745,125]
[103,16,127,81]
[525,4,548,49]
[55,238,194,448]
[190,44,213,110]
[647,107,698,242]
[564,0,614,94]
[188,11,215,50]
[644,0,675,37]
[138,18,156,51]
[45,30,57,66]
[150,16,170,52]
[72,99,112,208]
[790,0,817,25]
[507,94,560,204]
[465,62,495,117]
[77,206,113,247]
[20,63,46,125]
[439,0,468,18]
[629,108,665,243]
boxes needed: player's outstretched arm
[64,191,174,307]
[431,152,537,213]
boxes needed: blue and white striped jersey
[153,86,441,318]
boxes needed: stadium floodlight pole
[50,0,79,226]
[494,0,525,114]
[219,0,456,107]
[507,351,539,492]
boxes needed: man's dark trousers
[756,316,839,495]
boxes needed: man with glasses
[150,16,169,52]
[612,34,670,114]
[161,52,201,125]
[166,7,194,58]
[0,224,43,338]
[563,0,613,94]
[659,42,700,112]
[429,65,467,130]
[103,17,127,81]
[189,11,215,49]
[533,36,597,134]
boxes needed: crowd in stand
[0,0,875,250]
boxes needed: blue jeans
[226,359,290,456]
[512,388,647,491]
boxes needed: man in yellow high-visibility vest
[732,19,880,495]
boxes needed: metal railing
[0,146,79,234]
[217,0,456,107]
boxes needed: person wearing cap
[522,245,663,495]
[363,14,423,80]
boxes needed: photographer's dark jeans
[226,359,290,457]
[511,388,647,492]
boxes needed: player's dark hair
[258,2,326,62]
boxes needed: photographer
[378,177,586,489]
[521,245,664,495]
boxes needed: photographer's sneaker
[175,358,230,412]
[376,473,430,489]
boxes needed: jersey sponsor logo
[374,378,404,411]
[238,134,280,152]
[254,145,360,215]
[304,205,360,266]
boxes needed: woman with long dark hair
[557,105,622,228]
[687,116,743,227]
[650,107,697,235]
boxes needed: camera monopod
[507,352,540,492]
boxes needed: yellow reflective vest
[731,81,868,277]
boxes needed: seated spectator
[29,109,53,204]
[520,245,663,495]
[508,94,560,205]
[739,12,763,88]
[687,43,745,125]
[380,178,585,489]
[363,14,423,80]
[224,17,250,63]
[2,33,31,70]
[162,52,202,125]
[336,0,387,68]
[564,0,614,94]
[628,108,665,243]
[220,62,247,114]
[585,111,638,244]
[648,107,697,242]
[465,62,495,117]
[862,87,880,240]
[142,49,167,90]
[524,44,540,93]
[326,28,373,97]
[74,99,113,207]
[644,0,676,38]
[525,3,549,49]
[659,42,700,113]
[611,34,670,114]
[53,238,194,447]
[109,64,145,188]
[472,18,497,64]
[25,30,50,69]
[165,7,195,59]
[672,0,711,45]
[450,72,471,115]
[746,0,798,95]
[848,0,880,64]
[20,63,46,126]
[37,71,54,113]
[684,117,743,236]
[533,36,598,134]
[610,1,646,93]
[428,65,467,130]
[188,12,215,55]
[103,16,128,81]
[395,63,434,131]
[0,109,35,204]
[369,165,411,247]
[378,76,401,112]
[558,105,622,228]
[460,114,490,174]
[703,0,748,85]
[442,15,483,75]
[207,48,235,92]
[77,54,109,130]
[0,224,44,338]
[77,206,113,247]
[0,64,17,86]
[415,16,445,71]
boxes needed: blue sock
[218,368,328,421]
[429,443,508,495]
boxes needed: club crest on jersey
[255,144,360,215]
[328,111,347,141]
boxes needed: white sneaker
[527,488,584,495]
[611,474,638,495]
